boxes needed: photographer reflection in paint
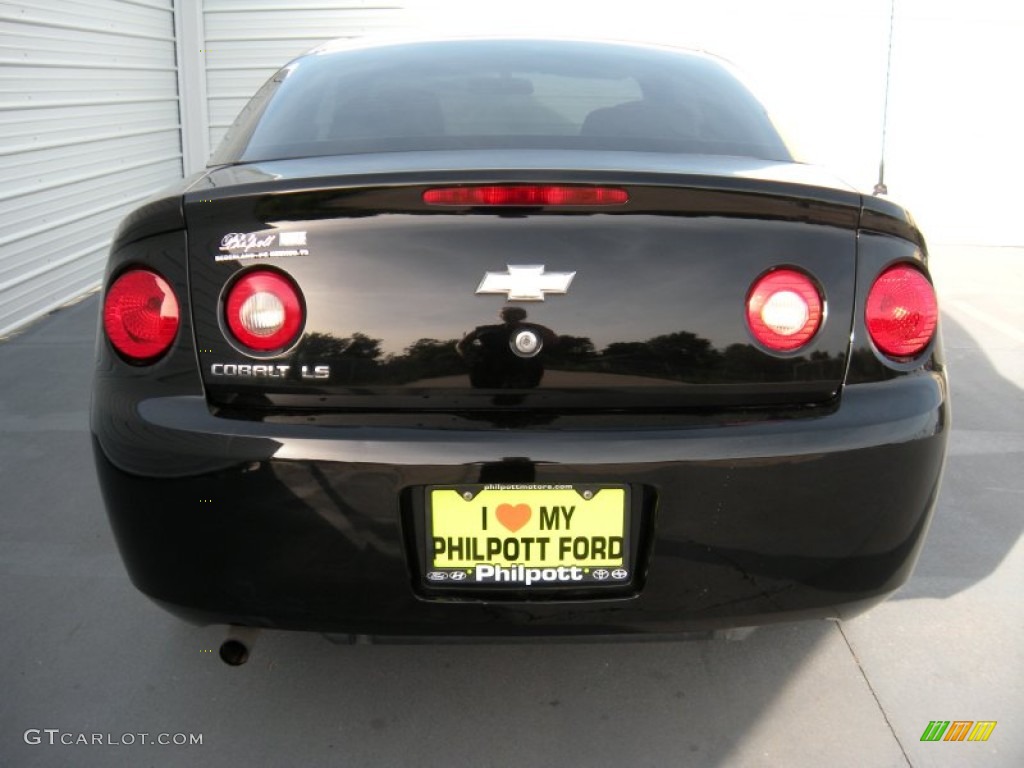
[457,307,558,388]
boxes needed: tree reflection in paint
[456,307,558,389]
[287,325,845,387]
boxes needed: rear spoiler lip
[184,152,922,245]
[188,150,860,203]
[111,154,921,254]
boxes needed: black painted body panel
[184,153,860,411]
[90,39,946,636]
[92,368,947,635]
[91,155,949,634]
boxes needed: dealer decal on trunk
[215,230,310,262]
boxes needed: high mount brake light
[422,185,629,206]
[866,263,938,359]
[746,269,823,352]
[225,270,304,352]
[103,269,179,363]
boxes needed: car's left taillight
[103,269,180,364]
[223,269,304,353]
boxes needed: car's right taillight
[746,268,823,352]
[103,269,179,364]
[865,263,938,359]
[224,269,305,353]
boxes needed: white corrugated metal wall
[201,1,405,162]
[0,0,183,337]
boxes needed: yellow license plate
[425,484,631,587]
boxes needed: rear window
[210,39,793,165]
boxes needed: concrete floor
[1,246,1020,767]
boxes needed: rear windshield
[210,39,793,165]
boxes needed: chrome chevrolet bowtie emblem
[475,265,576,301]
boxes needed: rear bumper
[91,372,948,636]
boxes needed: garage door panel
[0,0,182,337]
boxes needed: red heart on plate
[495,503,531,532]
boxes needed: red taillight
[746,269,823,352]
[103,269,179,363]
[866,263,938,359]
[422,185,629,206]
[224,270,304,352]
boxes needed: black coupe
[92,38,948,637]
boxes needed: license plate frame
[423,483,632,589]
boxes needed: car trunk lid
[184,152,860,413]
